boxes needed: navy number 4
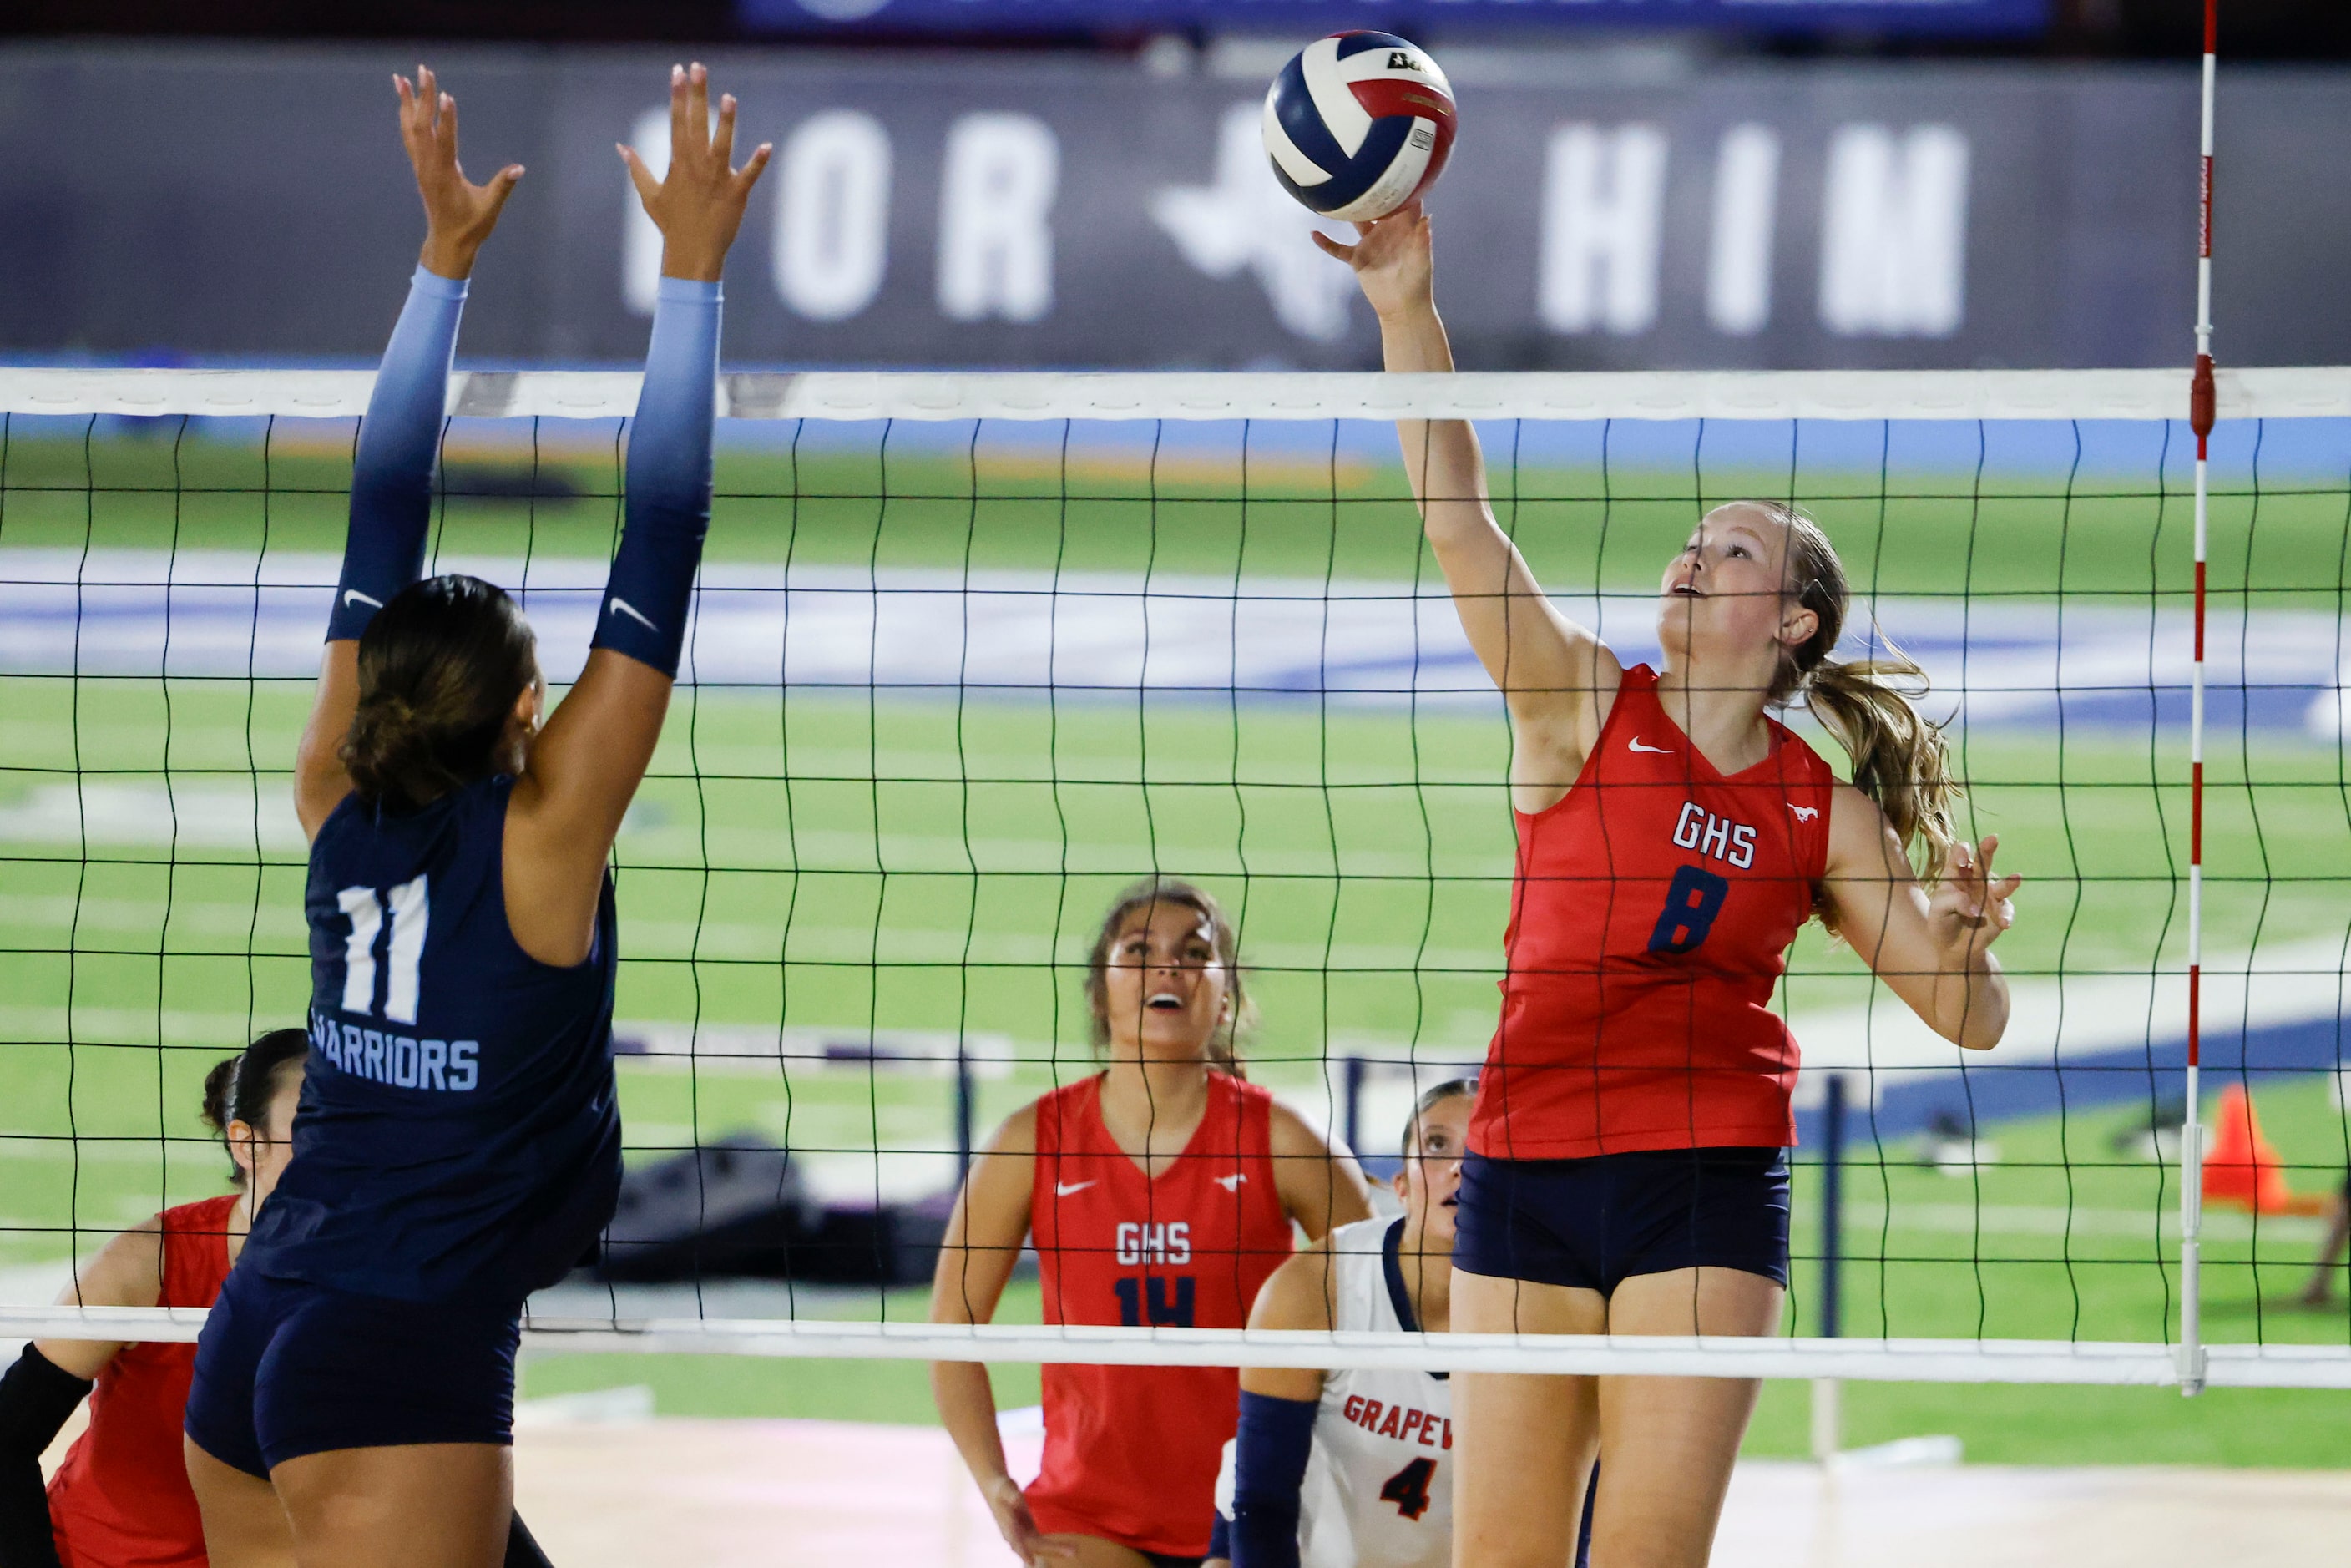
[1379,1456,1437,1520]
[1647,865,1729,955]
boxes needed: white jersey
[1216,1216,1452,1568]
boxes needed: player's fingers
[685,62,710,154]
[1310,231,1355,262]
[666,62,688,155]
[485,164,526,214]
[712,92,737,164]
[734,141,773,193]
[618,144,660,208]
[439,92,461,155]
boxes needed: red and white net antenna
[2181,0,2217,1399]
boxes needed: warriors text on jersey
[44,1195,237,1568]
[1215,1215,1454,1568]
[1469,664,1836,1160]
[242,775,621,1302]
[1025,1071,1292,1559]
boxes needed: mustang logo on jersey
[308,1011,478,1092]
[1671,801,1758,870]
[1341,1394,1452,1450]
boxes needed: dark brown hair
[200,1028,311,1186]
[1725,500,1962,893]
[1400,1075,1479,1159]
[1083,877,1255,1074]
[341,574,538,813]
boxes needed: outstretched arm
[1823,792,2020,1050]
[295,66,523,839]
[1317,204,1620,802]
[504,63,771,967]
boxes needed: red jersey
[1469,665,1836,1161]
[1025,1071,1292,1558]
[48,1193,239,1568]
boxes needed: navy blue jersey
[243,775,622,1304]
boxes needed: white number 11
[336,875,429,1025]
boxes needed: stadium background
[4,2,2351,1560]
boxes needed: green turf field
[5,426,2348,1464]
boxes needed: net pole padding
[1811,1071,1848,1461]
[2180,0,2219,1401]
[5,366,2351,422]
[12,1306,2351,1388]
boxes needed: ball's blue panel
[1270,52,1349,175]
[1332,29,1417,61]
[1294,114,1413,214]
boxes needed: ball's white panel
[1301,37,1373,158]
[1322,127,1432,223]
[1261,85,1332,188]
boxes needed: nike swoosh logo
[342,589,382,609]
[1214,1173,1247,1191]
[609,597,659,632]
[1628,736,1671,754]
[1054,1180,1097,1196]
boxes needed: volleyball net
[4,366,2350,1392]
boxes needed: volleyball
[1261,32,1456,223]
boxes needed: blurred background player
[0,1033,553,1568]
[177,62,767,1568]
[1204,1077,1598,1568]
[1315,201,2025,1568]
[0,1033,557,1568]
[930,878,1373,1568]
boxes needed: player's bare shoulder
[60,1215,167,1310]
[1246,1228,1342,1333]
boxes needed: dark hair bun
[341,575,538,813]
[200,1028,312,1185]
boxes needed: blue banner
[739,0,2050,40]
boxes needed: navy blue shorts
[1454,1147,1791,1296]
[185,1266,522,1477]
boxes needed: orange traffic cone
[2202,1084,2327,1215]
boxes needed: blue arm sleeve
[1207,1512,1231,1561]
[1229,1391,1316,1568]
[325,266,467,644]
[590,276,720,677]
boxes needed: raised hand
[1311,200,1435,322]
[395,65,524,281]
[619,62,773,284]
[1927,833,2023,958]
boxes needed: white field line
[7,548,2344,736]
[1790,934,2351,1104]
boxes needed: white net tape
[3,365,2348,422]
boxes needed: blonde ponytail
[1804,650,1959,888]
[1731,500,1964,894]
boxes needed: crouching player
[1206,1080,1587,1568]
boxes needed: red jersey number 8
[1647,865,1730,955]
